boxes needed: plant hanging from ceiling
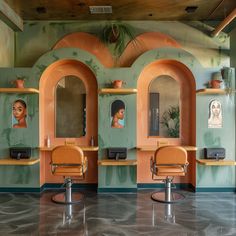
[99,21,138,58]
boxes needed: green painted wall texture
[0,20,235,190]
[0,21,14,67]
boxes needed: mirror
[55,75,86,138]
[149,75,180,138]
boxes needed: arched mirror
[55,75,86,137]
[149,75,180,137]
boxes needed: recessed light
[185,6,198,13]
[89,6,112,14]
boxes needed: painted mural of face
[211,101,221,117]
[208,99,222,128]
[12,99,27,128]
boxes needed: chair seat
[54,166,87,176]
[156,166,185,176]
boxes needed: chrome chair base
[52,192,84,204]
[151,191,185,203]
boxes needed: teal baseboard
[194,187,236,192]
[42,183,98,191]
[98,188,137,193]
[137,183,194,191]
[0,187,41,193]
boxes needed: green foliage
[161,105,179,138]
[100,21,137,58]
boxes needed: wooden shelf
[197,159,236,166]
[196,89,235,95]
[98,159,137,166]
[40,146,99,152]
[0,88,39,94]
[98,88,137,94]
[137,145,197,152]
[0,158,40,165]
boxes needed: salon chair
[51,145,88,204]
[150,146,188,203]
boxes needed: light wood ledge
[196,159,236,166]
[137,145,197,152]
[0,88,39,94]
[98,159,137,166]
[0,158,40,165]
[40,146,99,152]
[98,88,137,94]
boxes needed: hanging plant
[99,21,138,58]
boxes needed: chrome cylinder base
[151,191,185,203]
[52,192,84,204]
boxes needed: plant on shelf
[221,67,234,94]
[99,21,138,58]
[11,76,26,88]
[161,105,180,138]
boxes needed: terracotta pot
[14,79,25,88]
[209,80,222,89]
[113,80,124,88]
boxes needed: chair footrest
[52,192,84,204]
[151,191,185,203]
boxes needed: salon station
[0,0,236,235]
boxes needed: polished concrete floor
[0,189,235,235]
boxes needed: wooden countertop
[196,159,236,166]
[136,145,197,151]
[98,159,137,166]
[0,158,40,165]
[40,146,99,152]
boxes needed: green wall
[0,20,235,191]
[0,21,14,67]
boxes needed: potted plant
[161,105,180,138]
[99,21,138,58]
[12,76,26,88]
[221,67,233,93]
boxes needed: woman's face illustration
[116,109,125,120]
[211,101,221,117]
[13,102,26,120]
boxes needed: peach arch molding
[53,32,180,68]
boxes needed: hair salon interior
[0,0,236,235]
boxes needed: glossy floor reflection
[0,190,235,235]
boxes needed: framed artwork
[208,99,222,128]
[12,99,27,128]
[111,100,125,128]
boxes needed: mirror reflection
[56,75,86,138]
[149,75,180,137]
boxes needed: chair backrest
[154,146,188,165]
[51,145,84,165]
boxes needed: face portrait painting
[111,100,125,129]
[12,99,27,128]
[208,99,222,128]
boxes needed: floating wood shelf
[98,88,137,94]
[196,89,235,95]
[137,145,197,152]
[98,159,137,166]
[197,159,236,166]
[40,146,99,152]
[0,158,40,165]
[0,88,39,94]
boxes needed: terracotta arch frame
[39,59,98,147]
[39,59,98,185]
[137,59,196,184]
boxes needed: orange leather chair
[150,146,189,203]
[51,145,88,204]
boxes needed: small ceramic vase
[113,80,124,88]
[14,79,25,88]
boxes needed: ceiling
[4,0,236,21]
